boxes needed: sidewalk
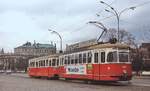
[10,73,29,78]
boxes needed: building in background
[66,39,97,52]
[140,43,150,70]
[14,41,56,56]
[0,41,57,72]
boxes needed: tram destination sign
[66,65,86,75]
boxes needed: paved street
[0,73,150,91]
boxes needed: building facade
[0,42,57,72]
[140,43,150,70]
[66,39,97,52]
[14,42,56,56]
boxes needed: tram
[59,43,132,81]
[28,43,132,81]
[28,54,59,79]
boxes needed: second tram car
[28,54,59,79]
[28,43,132,81]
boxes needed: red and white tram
[28,54,59,79]
[28,43,132,81]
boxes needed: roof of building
[15,42,56,49]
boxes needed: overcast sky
[0,0,150,52]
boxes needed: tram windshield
[107,50,129,63]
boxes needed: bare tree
[104,28,135,46]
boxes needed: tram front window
[107,51,117,62]
[119,52,129,62]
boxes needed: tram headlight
[107,67,110,70]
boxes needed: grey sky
[0,0,150,52]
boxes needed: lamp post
[100,1,136,43]
[48,29,63,53]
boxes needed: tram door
[93,51,100,80]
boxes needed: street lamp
[100,1,136,43]
[48,29,63,53]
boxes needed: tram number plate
[66,65,86,75]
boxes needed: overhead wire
[58,0,118,34]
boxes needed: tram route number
[66,65,86,74]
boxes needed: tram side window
[64,56,67,65]
[71,55,74,64]
[52,59,56,66]
[75,54,78,64]
[29,62,31,67]
[83,53,87,63]
[59,58,62,66]
[46,60,48,66]
[88,52,92,63]
[107,51,117,62]
[101,52,105,63]
[68,56,70,65]
[43,60,45,66]
[41,60,43,66]
[30,62,33,67]
[79,54,82,63]
[40,61,42,67]
[36,62,38,67]
[57,59,59,66]
[39,61,40,67]
[41,60,42,66]
[119,52,129,62]
[49,60,51,66]
[62,58,64,65]
[94,53,98,63]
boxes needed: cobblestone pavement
[0,73,150,91]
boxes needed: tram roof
[87,43,129,49]
[63,43,130,54]
[29,54,59,61]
